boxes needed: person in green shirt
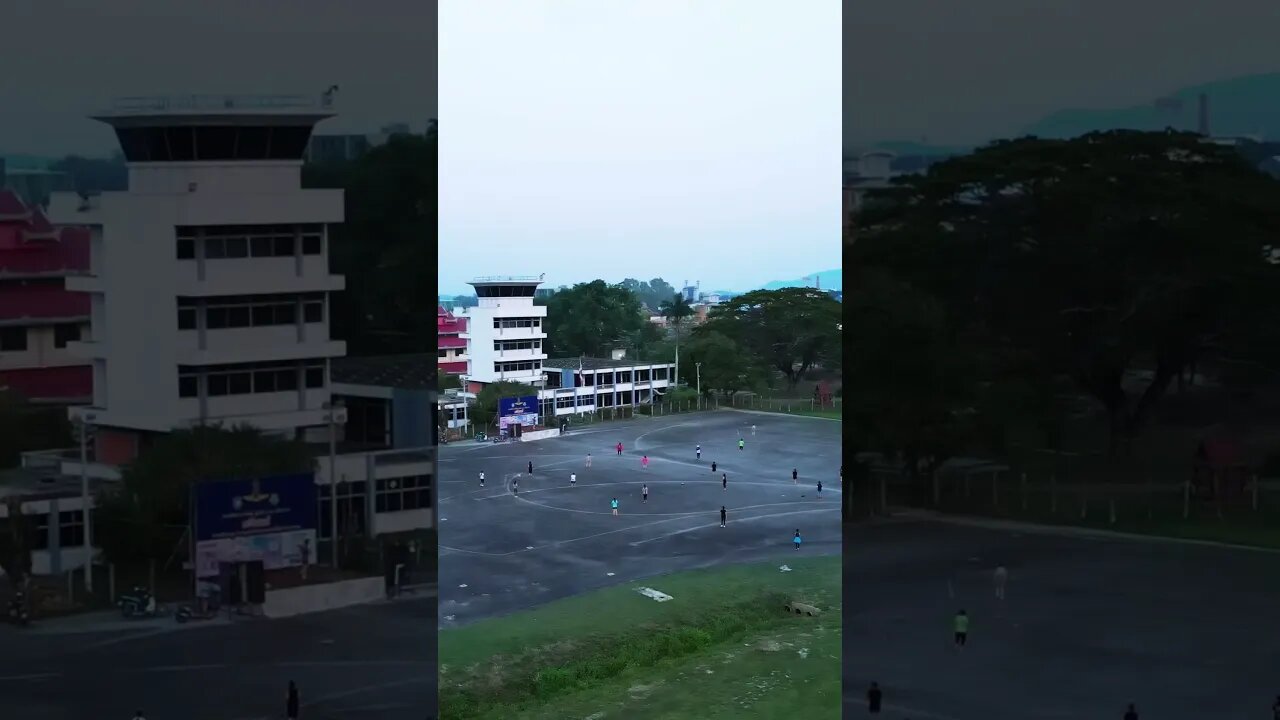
[953,609,969,649]
[738,438,745,451]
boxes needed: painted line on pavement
[629,507,839,546]
[0,672,61,681]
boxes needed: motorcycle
[118,586,158,618]
[175,589,220,624]
[6,590,29,626]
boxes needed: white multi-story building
[46,93,346,463]
[458,275,547,391]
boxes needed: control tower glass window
[113,125,316,162]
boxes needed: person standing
[953,609,969,649]
[512,476,519,495]
[642,484,649,503]
[696,444,702,460]
[611,497,619,516]
[793,529,802,550]
[527,461,534,474]
[817,480,823,498]
[792,468,798,484]
[1272,695,1280,720]
[720,506,727,527]
[738,438,745,451]
[570,472,577,486]
[286,681,300,720]
[478,471,485,488]
[1123,703,1138,720]
[616,442,623,456]
[132,712,147,720]
[751,423,756,435]
[586,453,592,468]
[994,566,1008,600]
[722,473,728,490]
[867,682,882,713]
[711,460,717,473]
[641,455,650,470]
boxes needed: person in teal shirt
[738,438,745,451]
[793,529,802,550]
[953,609,969,649]
[610,497,619,517]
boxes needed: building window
[375,475,432,513]
[0,327,27,351]
[303,299,323,323]
[493,317,542,329]
[555,396,577,408]
[183,361,319,400]
[494,360,542,374]
[178,375,198,398]
[27,513,49,551]
[302,234,322,255]
[176,238,195,260]
[191,295,318,330]
[54,324,81,349]
[177,308,197,330]
[493,339,541,351]
[653,368,667,380]
[305,366,325,389]
[59,510,85,547]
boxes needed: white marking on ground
[304,676,432,706]
[629,507,838,546]
[779,565,792,572]
[135,663,226,672]
[0,672,61,681]
[458,584,468,588]
[636,587,673,602]
[606,572,616,576]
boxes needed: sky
[0,0,436,157]
[846,0,1280,148]
[438,0,841,295]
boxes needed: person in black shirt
[867,681,882,713]
[527,461,534,474]
[1123,703,1138,720]
[720,506,727,527]
[286,681,300,720]
[1272,694,1280,720]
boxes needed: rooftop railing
[107,93,337,114]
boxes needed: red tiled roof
[0,365,92,400]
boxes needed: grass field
[439,557,841,720]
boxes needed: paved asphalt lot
[845,517,1280,719]
[437,410,842,626]
[1,592,435,720]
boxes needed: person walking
[720,505,727,527]
[722,472,728,490]
[953,609,970,649]
[286,680,300,720]
[642,484,649,503]
[994,565,1008,600]
[792,529,802,550]
[1123,703,1138,720]
[611,497,619,517]
[641,455,650,470]
[696,444,702,460]
[586,453,592,468]
[711,460,717,473]
[792,468,798,484]
[867,681,882,713]
[478,471,485,488]
[570,472,577,486]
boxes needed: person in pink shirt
[616,442,624,456]
[641,455,650,470]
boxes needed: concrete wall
[520,428,559,442]
[261,576,384,619]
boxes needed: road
[845,517,1280,719]
[1,592,435,720]
[438,410,842,625]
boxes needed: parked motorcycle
[6,590,29,626]
[118,586,158,618]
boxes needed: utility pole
[696,362,702,409]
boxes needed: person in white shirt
[570,472,577,486]
[994,565,1008,600]
[751,424,757,435]
[478,471,485,488]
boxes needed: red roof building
[437,304,468,375]
[0,190,91,402]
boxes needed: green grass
[439,557,841,720]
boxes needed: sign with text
[499,395,538,417]
[193,474,317,578]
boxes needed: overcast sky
[846,0,1280,148]
[438,0,841,295]
[0,0,435,157]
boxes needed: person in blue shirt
[611,497,619,517]
[793,529,802,550]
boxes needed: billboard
[193,474,318,578]
[498,395,539,431]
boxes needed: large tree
[854,130,1280,454]
[702,288,842,390]
[680,331,767,399]
[546,281,659,358]
[95,426,314,567]
[303,133,435,356]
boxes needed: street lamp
[75,411,97,592]
[322,399,346,568]
[696,362,702,410]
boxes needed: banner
[499,395,539,430]
[193,474,318,578]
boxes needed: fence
[729,395,843,416]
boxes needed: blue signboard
[499,395,539,417]
[194,473,318,542]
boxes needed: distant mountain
[1021,73,1280,140]
[759,269,841,292]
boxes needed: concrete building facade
[457,275,547,391]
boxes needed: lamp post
[696,362,702,410]
[323,399,346,568]
[76,412,97,592]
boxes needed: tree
[546,281,656,358]
[0,497,33,584]
[95,426,314,567]
[702,288,842,390]
[680,331,767,399]
[303,133,435,355]
[437,373,461,392]
[855,130,1280,454]
[620,277,678,311]
[0,388,73,467]
[471,381,540,433]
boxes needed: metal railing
[108,93,335,114]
